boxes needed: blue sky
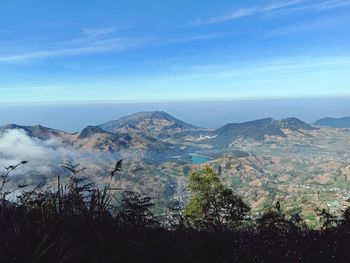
[0,0,350,103]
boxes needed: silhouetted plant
[161,199,185,230]
[256,201,308,236]
[117,191,157,228]
[317,208,338,229]
[0,160,27,199]
[342,207,350,223]
[1,161,350,262]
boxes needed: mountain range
[0,111,326,163]
[3,111,350,221]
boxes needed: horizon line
[1,94,350,106]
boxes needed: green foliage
[184,166,249,229]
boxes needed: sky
[0,0,350,103]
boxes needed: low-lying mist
[0,129,116,187]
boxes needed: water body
[1,97,350,132]
[191,154,212,164]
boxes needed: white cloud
[82,27,118,38]
[164,34,219,45]
[0,129,112,186]
[0,37,145,63]
[287,0,350,11]
[81,25,133,38]
[188,0,350,26]
[0,129,76,170]
[0,29,222,64]
[265,18,343,37]
[1,130,62,160]
[0,24,146,64]
[188,0,306,26]
[189,7,258,26]
[211,57,350,79]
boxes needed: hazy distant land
[1,97,350,132]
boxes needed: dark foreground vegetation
[1,161,350,262]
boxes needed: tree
[117,191,157,228]
[184,166,249,230]
[256,202,307,235]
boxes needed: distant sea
[1,97,350,132]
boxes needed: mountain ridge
[0,124,67,140]
[314,117,350,128]
[207,117,316,148]
[1,112,317,162]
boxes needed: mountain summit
[208,117,315,148]
[78,126,108,139]
[99,111,200,136]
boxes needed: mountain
[207,117,315,148]
[0,114,317,163]
[0,124,67,140]
[314,117,350,128]
[75,125,183,162]
[99,111,203,137]
[0,123,183,164]
[75,125,132,152]
[276,117,316,131]
[78,126,111,139]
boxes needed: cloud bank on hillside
[0,129,114,186]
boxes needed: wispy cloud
[211,56,350,78]
[152,55,350,84]
[188,0,306,26]
[0,27,223,64]
[164,33,220,45]
[286,0,350,11]
[0,40,136,63]
[188,0,350,26]
[0,27,148,64]
[82,27,118,38]
[82,25,132,38]
[189,7,258,26]
[265,18,344,37]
